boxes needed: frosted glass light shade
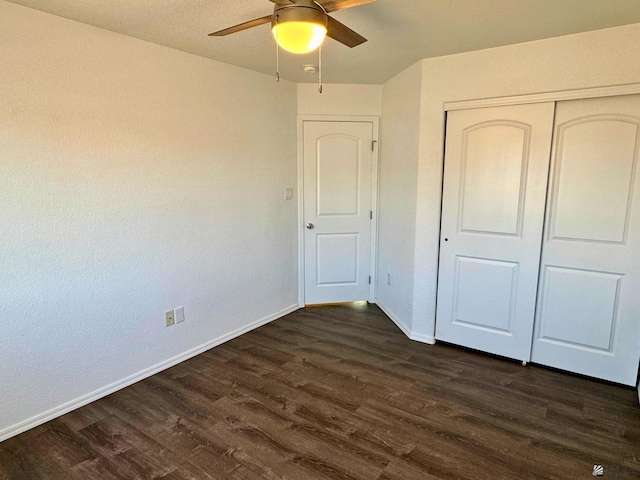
[272,21,327,54]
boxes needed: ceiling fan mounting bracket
[271,2,328,31]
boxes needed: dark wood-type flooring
[1,303,639,479]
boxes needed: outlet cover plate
[175,306,185,323]
[165,310,175,327]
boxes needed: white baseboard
[375,300,436,345]
[411,332,437,345]
[376,301,412,337]
[0,303,300,443]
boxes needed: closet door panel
[460,124,527,235]
[537,266,621,350]
[436,103,555,362]
[531,94,640,386]
[549,118,637,243]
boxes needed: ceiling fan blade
[326,15,367,47]
[208,15,272,36]
[267,0,294,3]
[318,0,376,14]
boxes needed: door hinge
[371,140,377,151]
[368,276,371,284]
[370,210,373,220]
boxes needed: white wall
[0,1,298,440]
[375,63,421,338]
[410,24,640,338]
[297,83,381,116]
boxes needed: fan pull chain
[275,15,280,82]
[318,44,323,94]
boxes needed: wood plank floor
[1,303,639,479]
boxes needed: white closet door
[436,103,555,361]
[531,95,640,386]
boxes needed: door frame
[443,84,640,112]
[297,115,380,307]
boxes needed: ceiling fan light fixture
[272,4,328,54]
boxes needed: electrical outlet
[165,310,175,327]
[175,306,185,323]
[387,273,391,286]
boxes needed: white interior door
[436,103,555,362]
[531,95,640,386]
[303,121,373,305]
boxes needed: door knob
[306,223,315,230]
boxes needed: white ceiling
[7,0,640,84]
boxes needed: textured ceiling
[6,0,640,84]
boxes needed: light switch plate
[175,306,185,323]
[284,187,294,200]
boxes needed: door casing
[297,115,380,307]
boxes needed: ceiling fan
[208,0,376,91]
[209,0,375,52]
